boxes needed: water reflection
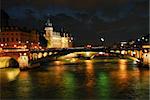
[62,72,76,98]
[97,72,110,100]
[53,65,65,87]
[84,60,95,98]
[16,71,32,99]
[0,68,20,84]
[1,59,149,99]
[118,59,128,81]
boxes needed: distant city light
[23,53,27,56]
[142,37,145,40]
[18,41,21,43]
[121,50,125,55]
[133,51,136,54]
[39,46,42,49]
[121,41,127,46]
[145,39,148,41]
[110,50,114,52]
[24,45,27,48]
[129,41,135,45]
[99,52,104,54]
[137,39,140,41]
[144,49,148,53]
[34,46,37,49]
[86,45,92,48]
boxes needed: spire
[45,18,52,27]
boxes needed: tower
[43,19,53,48]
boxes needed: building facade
[44,19,73,48]
[0,26,39,49]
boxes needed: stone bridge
[0,47,149,69]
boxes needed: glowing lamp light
[87,45,92,48]
[116,50,120,53]
[23,53,27,56]
[24,45,27,48]
[38,53,43,58]
[49,52,52,55]
[34,46,37,49]
[26,41,29,43]
[99,52,104,54]
[14,45,17,47]
[121,50,125,55]
[110,50,114,52]
[39,46,42,49]
[43,52,48,57]
[0,44,4,47]
[145,39,148,42]
[137,39,140,42]
[133,52,136,54]
[5,43,7,46]
[142,37,145,40]
[121,44,124,47]
[144,49,148,53]
[18,41,21,43]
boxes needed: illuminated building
[0,26,39,49]
[44,19,73,48]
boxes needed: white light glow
[142,37,145,40]
[101,38,104,42]
[1,44,4,47]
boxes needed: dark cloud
[1,0,149,46]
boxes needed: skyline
[1,0,149,46]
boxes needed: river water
[0,59,149,100]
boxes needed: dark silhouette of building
[0,9,9,27]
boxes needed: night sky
[1,0,149,46]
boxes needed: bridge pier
[18,55,29,69]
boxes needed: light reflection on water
[1,59,149,99]
[85,60,95,98]
[0,68,20,83]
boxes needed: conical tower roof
[45,18,52,27]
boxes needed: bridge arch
[0,57,19,68]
